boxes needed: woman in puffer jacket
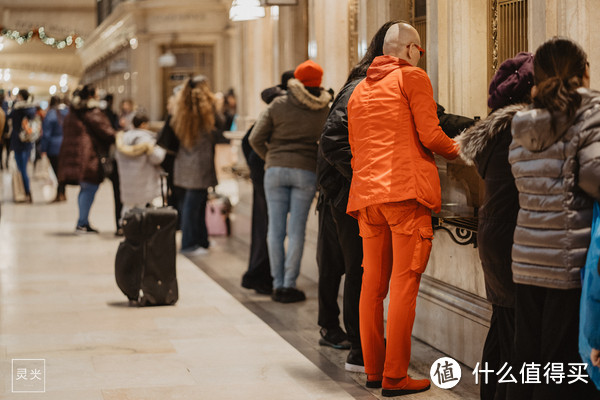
[507,37,600,399]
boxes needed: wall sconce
[229,0,265,21]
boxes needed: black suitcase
[115,171,178,306]
[115,207,179,305]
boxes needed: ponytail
[532,37,587,120]
[533,75,582,119]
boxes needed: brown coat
[58,107,116,185]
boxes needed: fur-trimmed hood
[70,97,101,111]
[115,130,151,157]
[456,103,527,165]
[287,78,332,110]
[512,87,600,153]
[12,100,37,110]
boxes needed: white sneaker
[180,247,209,256]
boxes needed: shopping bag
[8,154,27,203]
[31,155,58,203]
[579,201,600,390]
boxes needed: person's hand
[592,349,600,367]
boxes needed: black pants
[241,179,272,288]
[316,195,363,349]
[107,160,123,230]
[480,305,515,400]
[47,155,66,197]
[507,284,600,400]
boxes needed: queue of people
[3,18,600,400]
[238,21,600,399]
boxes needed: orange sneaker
[382,376,431,397]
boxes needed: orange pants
[357,200,433,382]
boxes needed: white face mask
[99,100,108,110]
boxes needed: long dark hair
[532,37,588,119]
[344,20,402,86]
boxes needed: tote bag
[579,201,600,390]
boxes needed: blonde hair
[170,77,216,149]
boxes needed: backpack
[18,113,42,143]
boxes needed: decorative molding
[348,0,358,71]
[491,0,498,73]
[433,216,478,247]
[418,274,491,326]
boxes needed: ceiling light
[229,0,265,21]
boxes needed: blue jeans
[179,188,209,251]
[264,167,316,289]
[77,182,100,227]
[14,150,31,195]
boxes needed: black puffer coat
[457,104,526,307]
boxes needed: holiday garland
[1,26,84,49]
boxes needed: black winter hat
[488,52,534,110]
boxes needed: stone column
[530,0,600,89]
[309,0,350,92]
[434,0,487,118]
[277,0,309,72]
[130,34,162,120]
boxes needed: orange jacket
[347,56,459,216]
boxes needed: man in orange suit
[347,22,459,397]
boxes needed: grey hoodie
[508,87,600,289]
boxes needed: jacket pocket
[411,227,433,274]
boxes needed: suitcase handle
[159,171,169,208]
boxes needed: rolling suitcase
[114,175,178,306]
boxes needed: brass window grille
[490,0,528,79]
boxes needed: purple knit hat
[488,52,534,110]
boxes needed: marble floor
[0,178,478,399]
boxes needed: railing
[433,155,483,247]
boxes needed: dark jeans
[480,305,515,400]
[14,150,31,195]
[316,195,363,349]
[507,284,600,400]
[47,155,65,196]
[107,160,122,230]
[241,179,272,288]
[179,188,209,251]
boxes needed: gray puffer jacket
[509,88,600,289]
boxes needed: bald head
[382,23,421,66]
